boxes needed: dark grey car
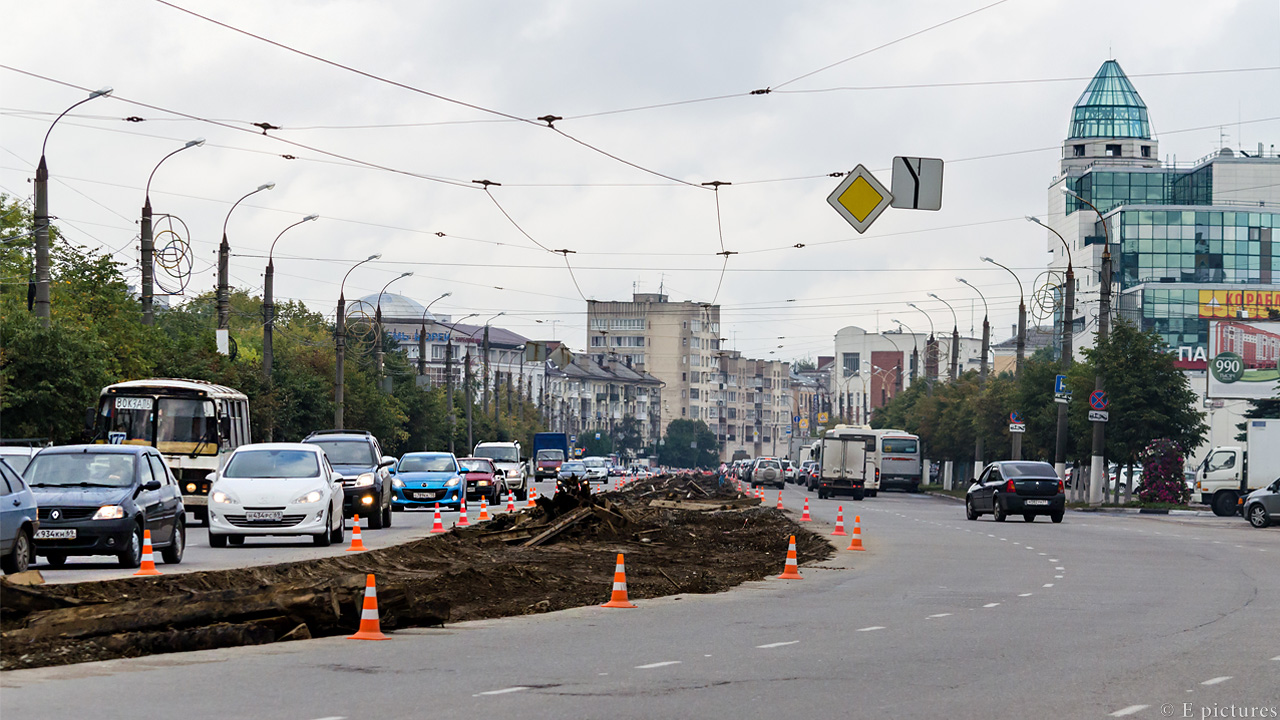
[1243,479,1280,528]
[966,461,1066,523]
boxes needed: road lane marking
[1201,676,1232,685]
[856,626,885,632]
[983,603,1000,608]
[1038,552,1046,555]
[476,687,529,696]
[756,641,800,649]
[927,613,952,618]
[1272,655,1280,661]
[1019,593,1033,597]
[1110,705,1150,716]
[636,661,682,669]
[1043,583,1054,588]
[1049,558,1059,562]
[1055,575,1064,579]
[310,717,348,720]
[1025,546,1034,550]
[1056,566,1064,570]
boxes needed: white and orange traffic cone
[800,497,812,521]
[778,535,803,580]
[506,490,516,513]
[601,553,637,608]
[527,486,538,508]
[346,515,366,551]
[478,496,490,521]
[347,574,389,641]
[133,529,162,576]
[430,504,445,533]
[777,490,785,510]
[457,497,470,527]
[832,506,848,536]
[846,515,865,551]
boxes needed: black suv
[25,445,186,568]
[303,430,395,529]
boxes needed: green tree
[657,419,718,468]
[578,431,614,458]
[613,415,644,459]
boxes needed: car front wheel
[2,528,32,574]
[367,496,386,529]
[117,525,143,568]
[965,497,978,521]
[314,510,333,546]
[1247,503,1270,528]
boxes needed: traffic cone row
[430,504,445,533]
[133,529,161,576]
[847,515,865,551]
[346,515,366,551]
[800,498,811,521]
[601,553,637,608]
[832,506,847,536]
[457,497,470,527]
[778,535,803,579]
[347,574,389,641]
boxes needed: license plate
[412,491,439,500]
[1025,499,1050,506]
[245,510,283,522]
[35,529,76,540]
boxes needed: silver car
[1243,478,1280,528]
[751,457,785,490]
[0,459,38,574]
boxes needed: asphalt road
[5,482,1277,719]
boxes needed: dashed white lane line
[1049,558,1060,562]
[475,687,529,696]
[983,603,1001,608]
[1056,566,1065,570]
[1043,583,1055,588]
[756,641,800,649]
[856,626,886,632]
[1201,676,1232,685]
[1038,552,1046,555]
[927,613,953,619]
[1110,705,1150,716]
[1055,575,1064,579]
[1272,655,1280,661]
[310,717,348,720]
[636,661,682,669]
[1025,546,1034,550]
[1018,593,1033,597]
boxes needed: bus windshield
[156,398,216,455]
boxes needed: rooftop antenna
[658,273,665,298]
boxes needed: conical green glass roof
[1068,60,1150,140]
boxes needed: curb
[1071,506,1214,517]
[924,491,965,503]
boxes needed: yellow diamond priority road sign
[827,164,893,234]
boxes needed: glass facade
[1067,166,1213,215]
[1068,60,1151,140]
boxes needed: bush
[1136,438,1191,504]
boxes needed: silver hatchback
[0,458,39,574]
[1243,479,1280,528]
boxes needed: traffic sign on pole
[1009,411,1022,424]
[890,156,944,211]
[1089,391,1108,411]
[1088,411,1109,423]
[826,165,893,234]
[1009,423,1026,433]
[1054,375,1068,394]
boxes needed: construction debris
[1,473,831,671]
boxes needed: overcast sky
[4,0,1279,362]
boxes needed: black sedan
[25,445,186,568]
[966,461,1065,523]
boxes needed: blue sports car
[391,452,464,511]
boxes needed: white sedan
[207,443,345,547]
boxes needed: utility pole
[465,349,475,449]
[264,214,317,382]
[219,182,275,332]
[445,340,455,454]
[335,295,346,430]
[958,277,990,481]
[1030,215,1076,484]
[482,325,491,413]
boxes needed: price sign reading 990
[1210,352,1244,384]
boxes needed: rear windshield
[758,460,780,469]
[26,453,137,488]
[882,438,918,454]
[1003,462,1057,478]
[310,440,375,466]
[399,455,457,473]
[536,449,564,461]
[224,450,319,479]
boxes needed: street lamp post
[33,87,113,326]
[334,254,381,429]
[891,319,920,383]
[374,272,414,386]
[141,138,204,325]
[981,256,1026,377]
[958,277,990,481]
[481,312,505,425]
[435,313,476,453]
[1029,215,1077,483]
[907,303,938,388]
[928,293,960,381]
[218,182,275,331]
[263,214,318,381]
[1062,189,1112,506]
[417,292,452,377]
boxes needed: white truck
[815,427,877,501]
[1194,418,1280,516]
[473,441,528,500]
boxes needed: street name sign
[827,164,893,234]
[890,156,944,211]
[1088,410,1109,423]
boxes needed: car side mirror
[969,478,979,485]
[333,473,345,483]
[141,480,162,492]
[380,456,396,468]
[205,472,217,482]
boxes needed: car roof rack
[304,429,373,438]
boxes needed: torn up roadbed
[1,473,832,671]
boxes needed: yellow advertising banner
[1198,289,1280,319]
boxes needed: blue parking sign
[1054,374,1067,393]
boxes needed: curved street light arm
[340,253,381,300]
[146,138,205,201]
[42,87,113,158]
[267,214,319,264]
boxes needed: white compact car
[207,443,345,548]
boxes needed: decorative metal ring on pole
[1031,270,1067,324]
[151,214,193,296]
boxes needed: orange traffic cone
[506,490,515,513]
[846,515,865,551]
[777,491,785,510]
[347,574,389,640]
[346,515,366,551]
[527,485,538,508]
[778,535,803,579]
[430,504,445,533]
[601,553,637,608]
[478,496,490,521]
[832,506,848,536]
[800,498,812,521]
[458,497,470,527]
[133,529,162,576]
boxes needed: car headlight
[185,482,197,493]
[392,477,405,488]
[354,473,376,487]
[446,477,461,487]
[293,490,324,504]
[210,490,239,504]
[93,505,125,520]
[478,480,489,486]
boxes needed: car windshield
[458,458,493,474]
[562,462,585,472]
[0,451,34,474]
[223,450,319,479]
[26,453,136,487]
[399,455,457,473]
[882,438,918,454]
[1003,462,1057,478]
[474,446,519,463]
[310,440,376,466]
[583,457,605,468]
[536,449,564,461]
